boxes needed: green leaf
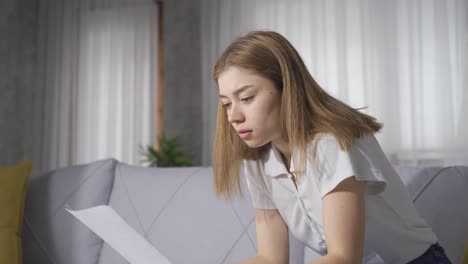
[138,132,194,167]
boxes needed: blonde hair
[213,31,382,200]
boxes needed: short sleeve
[313,134,387,199]
[242,160,277,210]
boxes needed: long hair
[212,31,382,200]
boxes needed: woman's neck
[272,139,291,171]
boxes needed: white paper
[66,205,172,264]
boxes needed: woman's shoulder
[241,155,274,191]
[242,158,258,169]
[308,132,378,151]
[242,157,264,175]
[305,132,382,165]
[311,133,338,144]
[242,145,277,178]
[307,133,342,154]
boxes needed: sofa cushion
[395,166,468,263]
[0,161,32,264]
[21,158,117,264]
[413,166,468,263]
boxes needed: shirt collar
[263,144,298,177]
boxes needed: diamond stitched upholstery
[21,160,468,264]
[21,159,117,264]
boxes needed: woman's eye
[222,102,231,108]
[241,96,254,102]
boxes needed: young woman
[212,31,451,264]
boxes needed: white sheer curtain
[201,0,468,166]
[33,0,158,175]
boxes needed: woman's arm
[310,176,366,264]
[233,209,289,264]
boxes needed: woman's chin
[243,139,267,149]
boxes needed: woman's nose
[227,108,245,124]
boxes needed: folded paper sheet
[66,205,172,264]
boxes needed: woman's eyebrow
[219,85,255,98]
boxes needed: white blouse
[242,133,437,263]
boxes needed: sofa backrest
[395,166,468,263]
[22,160,468,264]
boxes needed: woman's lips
[238,130,252,140]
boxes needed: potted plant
[139,133,193,167]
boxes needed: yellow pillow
[463,242,468,264]
[0,161,32,264]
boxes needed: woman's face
[218,66,283,148]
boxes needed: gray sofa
[21,158,468,264]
